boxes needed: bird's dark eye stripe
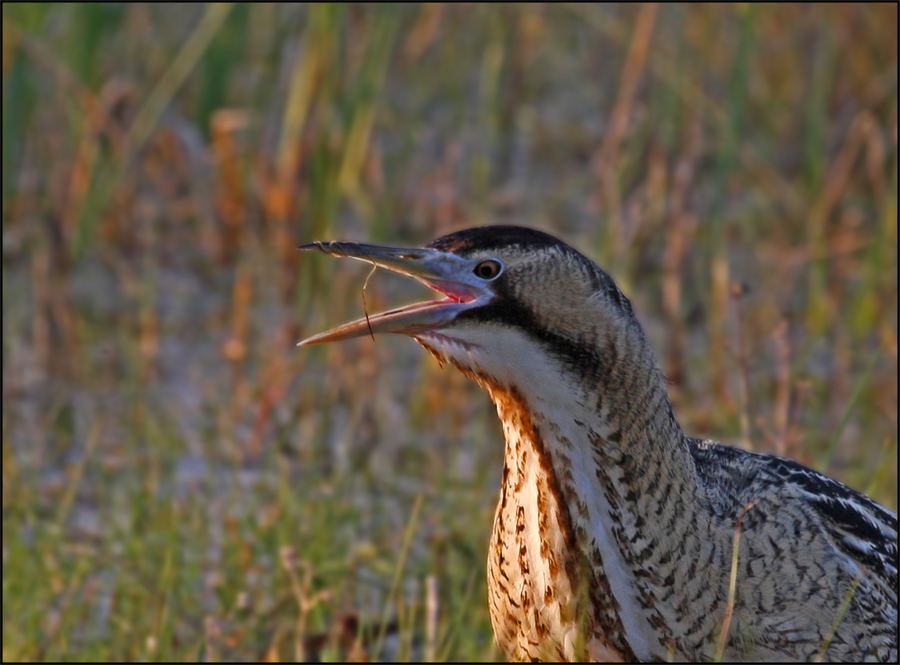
[458,295,615,386]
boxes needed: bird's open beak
[297,241,491,346]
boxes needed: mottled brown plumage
[300,226,898,662]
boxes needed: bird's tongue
[424,278,480,304]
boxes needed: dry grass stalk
[714,500,756,661]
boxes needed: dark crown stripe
[428,226,565,256]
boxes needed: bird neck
[470,327,714,661]
[487,325,699,498]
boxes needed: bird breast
[476,375,636,662]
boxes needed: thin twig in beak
[362,263,377,342]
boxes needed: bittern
[299,226,897,662]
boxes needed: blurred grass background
[2,2,897,661]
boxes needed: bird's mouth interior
[374,278,479,319]
[424,279,480,305]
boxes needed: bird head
[299,226,646,401]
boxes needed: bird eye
[474,259,503,280]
